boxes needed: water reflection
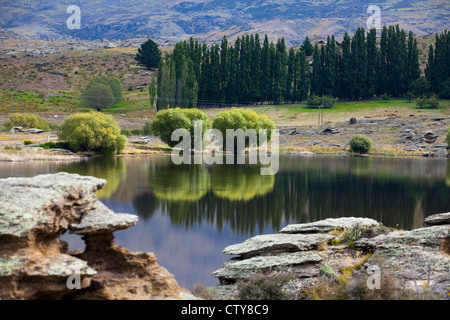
[64,157,127,199]
[1,155,449,287]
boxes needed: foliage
[307,95,335,108]
[405,91,415,102]
[410,76,431,97]
[121,129,133,136]
[135,39,162,69]
[342,224,363,243]
[416,95,440,108]
[148,108,211,148]
[143,122,152,135]
[58,112,127,155]
[158,26,421,106]
[4,113,51,132]
[212,108,276,147]
[439,78,450,99]
[236,273,296,300]
[349,135,372,154]
[82,76,123,110]
[447,128,450,146]
[425,30,450,94]
[301,36,314,56]
[35,141,71,150]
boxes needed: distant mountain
[0,0,449,45]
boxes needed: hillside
[0,0,449,45]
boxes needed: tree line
[150,27,448,109]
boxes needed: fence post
[11,92,16,113]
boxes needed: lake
[1,154,449,289]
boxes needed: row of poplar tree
[155,25,448,109]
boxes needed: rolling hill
[0,0,449,45]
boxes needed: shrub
[212,108,276,147]
[416,96,426,108]
[4,113,51,132]
[143,122,152,135]
[382,93,390,101]
[82,83,115,111]
[426,94,439,108]
[405,91,415,102]
[416,95,440,108]
[307,95,335,108]
[235,273,296,300]
[35,141,71,150]
[410,76,430,97]
[82,76,123,110]
[58,112,127,155]
[121,129,133,136]
[148,108,211,148]
[349,135,372,154]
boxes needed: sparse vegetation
[235,273,296,300]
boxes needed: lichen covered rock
[0,173,191,300]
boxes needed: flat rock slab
[69,201,138,235]
[223,233,335,258]
[212,252,323,282]
[423,212,450,227]
[280,217,380,234]
[0,173,106,239]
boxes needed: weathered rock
[69,200,138,235]
[0,173,190,300]
[322,126,340,135]
[23,128,44,134]
[213,215,449,299]
[359,225,450,295]
[212,252,324,283]
[429,143,448,158]
[9,126,23,133]
[279,217,380,234]
[223,233,335,258]
[423,212,450,227]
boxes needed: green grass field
[1,89,448,127]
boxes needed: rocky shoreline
[210,215,450,300]
[0,172,448,300]
[0,173,194,300]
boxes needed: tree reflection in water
[132,156,450,235]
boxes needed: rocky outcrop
[212,215,450,300]
[0,173,192,300]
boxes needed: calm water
[1,155,449,288]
